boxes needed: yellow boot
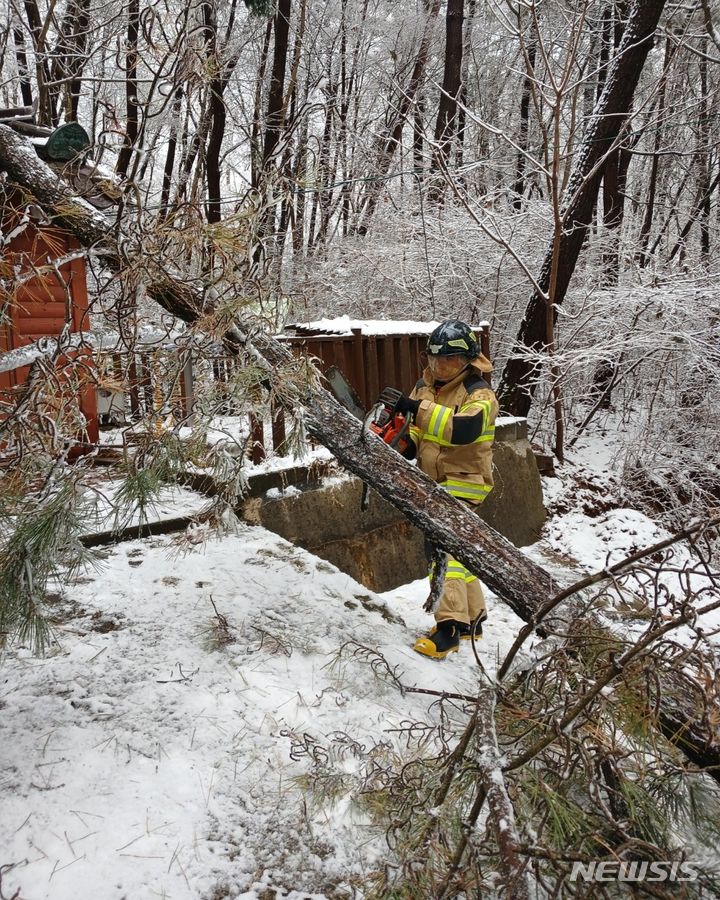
[413,621,460,659]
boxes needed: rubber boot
[413,620,461,659]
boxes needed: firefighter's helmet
[426,320,478,358]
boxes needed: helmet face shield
[427,353,471,380]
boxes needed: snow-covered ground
[0,524,525,900]
[1,421,718,899]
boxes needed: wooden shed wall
[1,221,98,443]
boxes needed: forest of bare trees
[2,0,720,895]
[3,0,719,446]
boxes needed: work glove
[395,394,420,417]
[379,387,419,418]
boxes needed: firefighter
[380,319,498,659]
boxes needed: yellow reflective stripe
[427,404,443,437]
[430,558,479,583]
[421,433,454,447]
[441,479,493,501]
[447,560,478,583]
[459,399,491,415]
[427,403,453,440]
[473,425,496,445]
[437,407,452,443]
[409,425,422,443]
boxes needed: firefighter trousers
[434,557,487,626]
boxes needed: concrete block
[239,422,546,593]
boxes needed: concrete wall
[240,419,546,593]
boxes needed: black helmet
[427,320,478,358]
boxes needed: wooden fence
[95,326,491,462]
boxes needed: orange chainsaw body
[370,412,409,454]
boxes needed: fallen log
[2,123,719,781]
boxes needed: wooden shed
[1,205,98,445]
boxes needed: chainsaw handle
[388,412,411,450]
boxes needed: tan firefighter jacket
[407,358,498,505]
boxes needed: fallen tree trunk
[0,122,556,620]
[2,123,719,781]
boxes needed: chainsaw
[325,368,412,509]
[325,366,448,609]
[365,387,411,456]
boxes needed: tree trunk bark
[601,145,631,285]
[12,25,34,108]
[600,1,630,285]
[115,0,140,180]
[429,0,464,199]
[2,121,719,784]
[697,42,711,266]
[203,1,242,227]
[637,37,673,266]
[159,87,183,220]
[255,0,291,263]
[251,19,273,190]
[21,0,53,126]
[204,3,224,226]
[498,0,667,418]
[512,36,536,210]
[261,0,291,169]
[356,0,441,234]
[50,0,91,122]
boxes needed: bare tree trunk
[12,24,34,108]
[251,19,273,190]
[601,146,631,284]
[204,2,224,226]
[21,0,53,126]
[261,0,291,169]
[50,0,91,122]
[159,87,184,221]
[204,0,242,225]
[255,0,292,263]
[356,0,441,234]
[413,95,425,175]
[277,0,307,254]
[698,41,711,266]
[512,34,536,210]
[455,0,475,177]
[429,0,464,200]
[637,37,673,266]
[308,75,335,253]
[600,1,629,285]
[498,0,667,418]
[115,0,140,180]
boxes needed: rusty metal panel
[366,336,379,404]
[398,335,413,391]
[279,326,493,451]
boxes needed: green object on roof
[45,123,91,161]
